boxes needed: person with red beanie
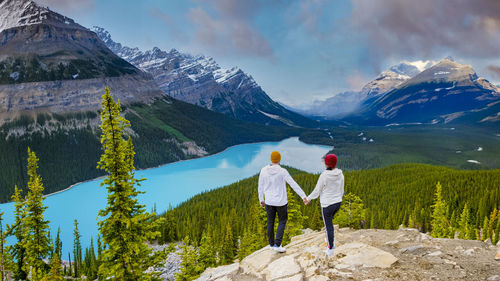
[305,154,344,256]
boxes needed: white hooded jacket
[307,168,344,207]
[258,164,306,206]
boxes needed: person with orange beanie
[258,151,308,253]
[306,154,344,257]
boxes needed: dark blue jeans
[266,204,288,247]
[322,202,341,249]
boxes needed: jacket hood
[325,168,342,177]
[267,164,282,175]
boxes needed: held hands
[302,197,310,205]
[260,201,266,209]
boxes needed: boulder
[240,247,276,277]
[334,242,398,268]
[495,252,500,261]
[195,263,239,281]
[263,255,302,280]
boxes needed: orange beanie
[270,151,281,163]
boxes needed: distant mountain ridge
[348,58,500,125]
[292,60,436,118]
[93,26,315,127]
[292,58,499,125]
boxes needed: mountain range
[0,0,303,202]
[92,26,314,127]
[293,58,500,125]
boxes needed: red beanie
[324,154,338,168]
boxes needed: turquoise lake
[0,137,331,257]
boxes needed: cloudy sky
[38,0,500,106]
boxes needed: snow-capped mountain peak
[92,26,312,127]
[0,0,83,33]
[389,60,436,77]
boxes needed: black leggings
[266,204,288,246]
[322,202,341,249]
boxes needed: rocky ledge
[196,227,500,281]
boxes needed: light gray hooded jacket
[307,168,344,207]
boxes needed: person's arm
[258,169,265,207]
[284,170,306,199]
[340,173,345,197]
[307,173,324,201]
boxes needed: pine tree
[53,227,62,263]
[219,223,235,265]
[198,232,216,268]
[175,237,203,281]
[458,203,472,240]
[482,217,490,240]
[237,203,266,260]
[488,208,498,242]
[333,193,366,229]
[0,211,16,281]
[44,253,63,281]
[160,207,177,243]
[10,185,28,280]
[283,187,307,244]
[97,87,161,280]
[24,148,51,280]
[72,219,82,278]
[430,182,452,238]
[494,218,500,245]
[0,211,6,281]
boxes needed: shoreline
[38,136,329,200]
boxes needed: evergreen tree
[10,185,28,280]
[97,87,161,280]
[175,237,203,281]
[0,211,6,281]
[53,227,62,263]
[72,219,82,278]
[237,203,266,260]
[67,253,72,278]
[44,253,63,281]
[494,218,500,245]
[482,217,490,240]
[430,182,452,238]
[219,223,235,265]
[160,207,177,243]
[333,193,366,229]
[24,148,51,280]
[458,203,472,240]
[283,187,307,244]
[84,237,98,279]
[198,232,216,268]
[488,208,498,242]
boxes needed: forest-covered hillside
[160,163,500,249]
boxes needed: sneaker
[275,245,286,253]
[269,245,277,251]
[324,247,334,257]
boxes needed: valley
[0,0,499,280]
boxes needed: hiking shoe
[275,245,286,253]
[324,247,334,257]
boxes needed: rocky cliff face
[0,0,164,123]
[0,73,162,124]
[92,27,314,127]
[195,227,500,281]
